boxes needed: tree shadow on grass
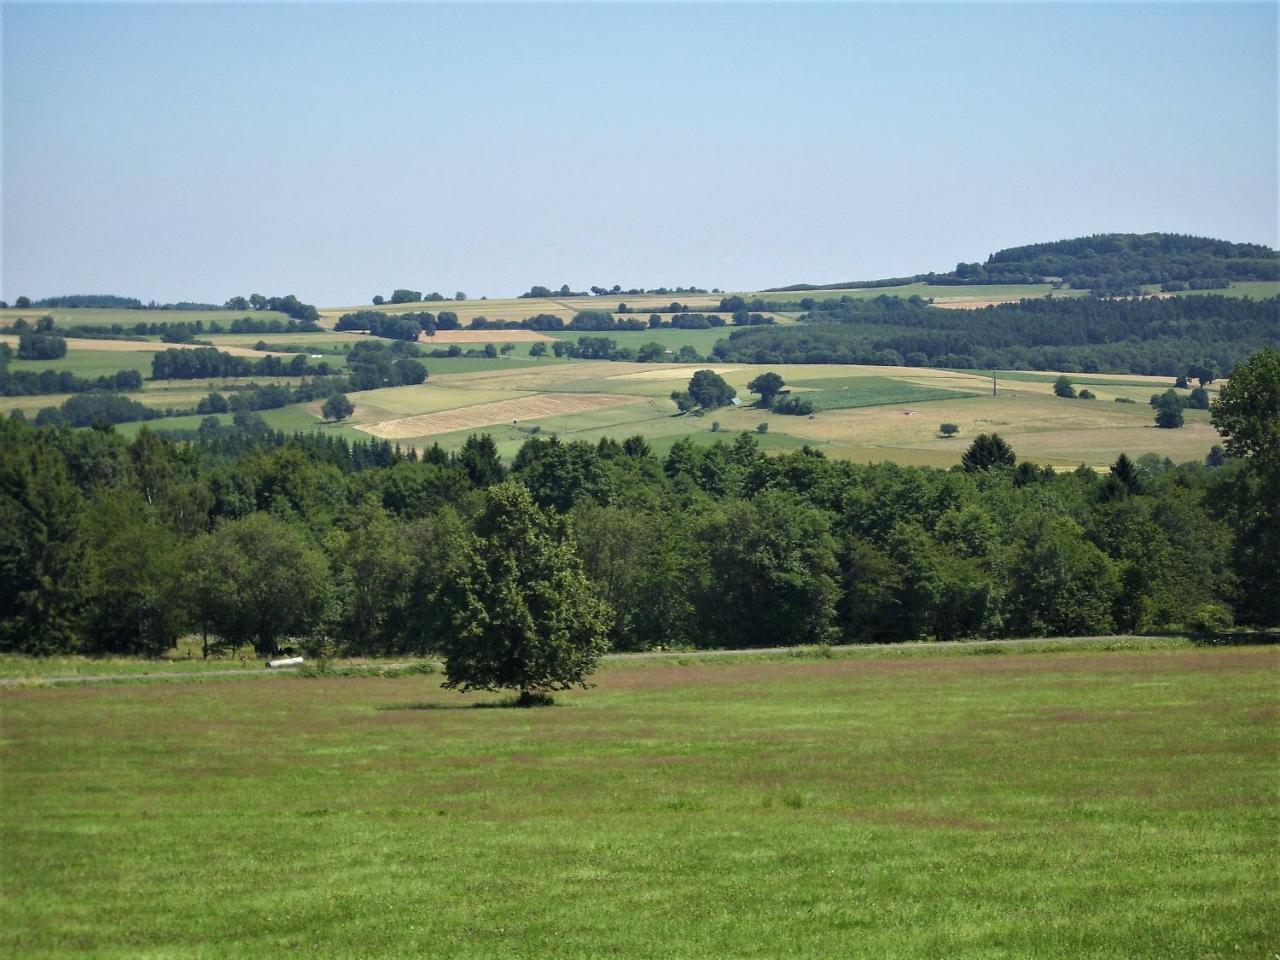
[377,695,564,712]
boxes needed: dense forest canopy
[714,294,1280,375]
[765,233,1280,295]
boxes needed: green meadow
[1,643,1275,958]
[790,375,979,410]
[8,350,155,379]
[547,326,730,354]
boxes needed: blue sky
[3,2,1276,305]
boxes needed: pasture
[1,643,1274,958]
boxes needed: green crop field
[790,375,980,410]
[1,643,1274,958]
[8,350,155,379]
[1143,281,1280,300]
[547,326,732,354]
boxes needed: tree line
[221,294,321,324]
[3,347,1275,663]
[336,310,464,340]
[150,347,336,381]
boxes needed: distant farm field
[0,308,297,328]
[1,644,1274,958]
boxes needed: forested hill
[713,293,1280,375]
[767,233,1280,296]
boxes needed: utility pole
[992,376,997,396]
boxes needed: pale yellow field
[356,392,645,439]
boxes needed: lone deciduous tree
[322,394,355,421]
[747,371,785,407]
[439,482,611,705]
[686,369,736,409]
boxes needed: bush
[773,396,814,416]
[939,423,960,437]
[1187,603,1233,635]
[1078,389,1096,400]
[756,422,769,434]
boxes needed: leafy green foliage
[439,483,610,702]
[961,433,1016,472]
[321,393,355,421]
[747,371,785,405]
[1211,346,1280,473]
[686,369,736,409]
[188,513,333,656]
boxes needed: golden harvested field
[356,392,645,439]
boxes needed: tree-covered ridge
[956,233,1280,293]
[765,233,1280,295]
[2,345,1276,661]
[713,294,1280,375]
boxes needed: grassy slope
[1,644,1274,958]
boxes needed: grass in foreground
[1,645,1275,958]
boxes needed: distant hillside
[712,292,1279,376]
[768,232,1280,296]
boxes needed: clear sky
[2,2,1276,305]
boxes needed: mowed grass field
[1,644,1275,958]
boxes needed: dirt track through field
[356,392,644,439]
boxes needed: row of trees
[336,310,463,339]
[221,294,321,323]
[150,348,334,381]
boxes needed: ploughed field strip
[356,392,645,439]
